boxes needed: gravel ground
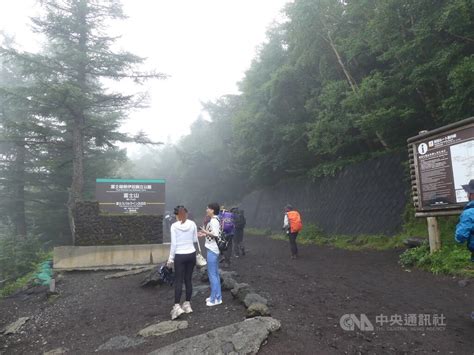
[1,233,473,354]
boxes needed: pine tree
[1,0,165,240]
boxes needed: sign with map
[408,117,474,216]
[95,179,165,215]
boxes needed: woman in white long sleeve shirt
[168,205,198,320]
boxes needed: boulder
[140,268,162,287]
[148,317,281,355]
[96,336,145,351]
[243,293,268,308]
[246,303,271,318]
[2,317,29,335]
[231,283,253,302]
[403,237,427,248]
[43,348,68,355]
[139,320,188,337]
[221,277,237,291]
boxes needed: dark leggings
[288,232,298,256]
[174,252,196,303]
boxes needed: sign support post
[426,216,441,253]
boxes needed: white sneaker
[206,297,210,303]
[170,304,185,320]
[206,299,223,307]
[182,301,193,314]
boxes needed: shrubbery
[0,230,51,297]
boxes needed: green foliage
[255,223,406,250]
[0,229,53,297]
[0,271,36,298]
[399,205,473,277]
[136,0,474,214]
[399,244,473,277]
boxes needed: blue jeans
[206,250,222,302]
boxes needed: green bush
[400,243,473,277]
[0,230,51,296]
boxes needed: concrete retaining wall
[53,244,170,270]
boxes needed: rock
[140,267,162,287]
[148,316,281,355]
[243,293,268,308]
[403,237,427,248]
[105,266,154,279]
[231,283,253,302]
[97,336,145,351]
[246,303,271,317]
[43,347,68,355]
[138,320,188,337]
[192,284,209,297]
[199,268,209,283]
[221,277,237,291]
[219,270,238,280]
[458,279,469,288]
[2,317,29,335]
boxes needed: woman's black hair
[173,205,188,215]
[207,202,220,216]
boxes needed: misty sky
[0,0,290,155]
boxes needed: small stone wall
[74,201,163,246]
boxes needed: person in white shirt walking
[198,202,223,306]
[167,205,198,320]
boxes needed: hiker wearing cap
[455,179,474,262]
[283,204,303,259]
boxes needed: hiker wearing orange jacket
[283,204,303,259]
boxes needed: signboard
[408,117,474,216]
[95,179,165,215]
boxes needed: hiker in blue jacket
[454,179,474,323]
[455,179,474,262]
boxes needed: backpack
[287,211,303,233]
[234,210,246,229]
[213,216,231,252]
[220,210,235,235]
[216,233,231,252]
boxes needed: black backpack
[234,210,246,229]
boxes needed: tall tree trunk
[67,0,88,243]
[13,140,27,239]
[327,31,358,93]
[326,31,389,150]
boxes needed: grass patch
[246,227,271,236]
[250,224,405,251]
[0,251,53,298]
[397,204,473,277]
[0,271,36,298]
[399,243,473,277]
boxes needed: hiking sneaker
[206,299,223,307]
[182,301,193,314]
[170,304,185,320]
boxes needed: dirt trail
[232,235,474,354]
[0,234,473,354]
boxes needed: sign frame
[407,117,474,217]
[95,178,166,216]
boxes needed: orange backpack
[287,211,303,233]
